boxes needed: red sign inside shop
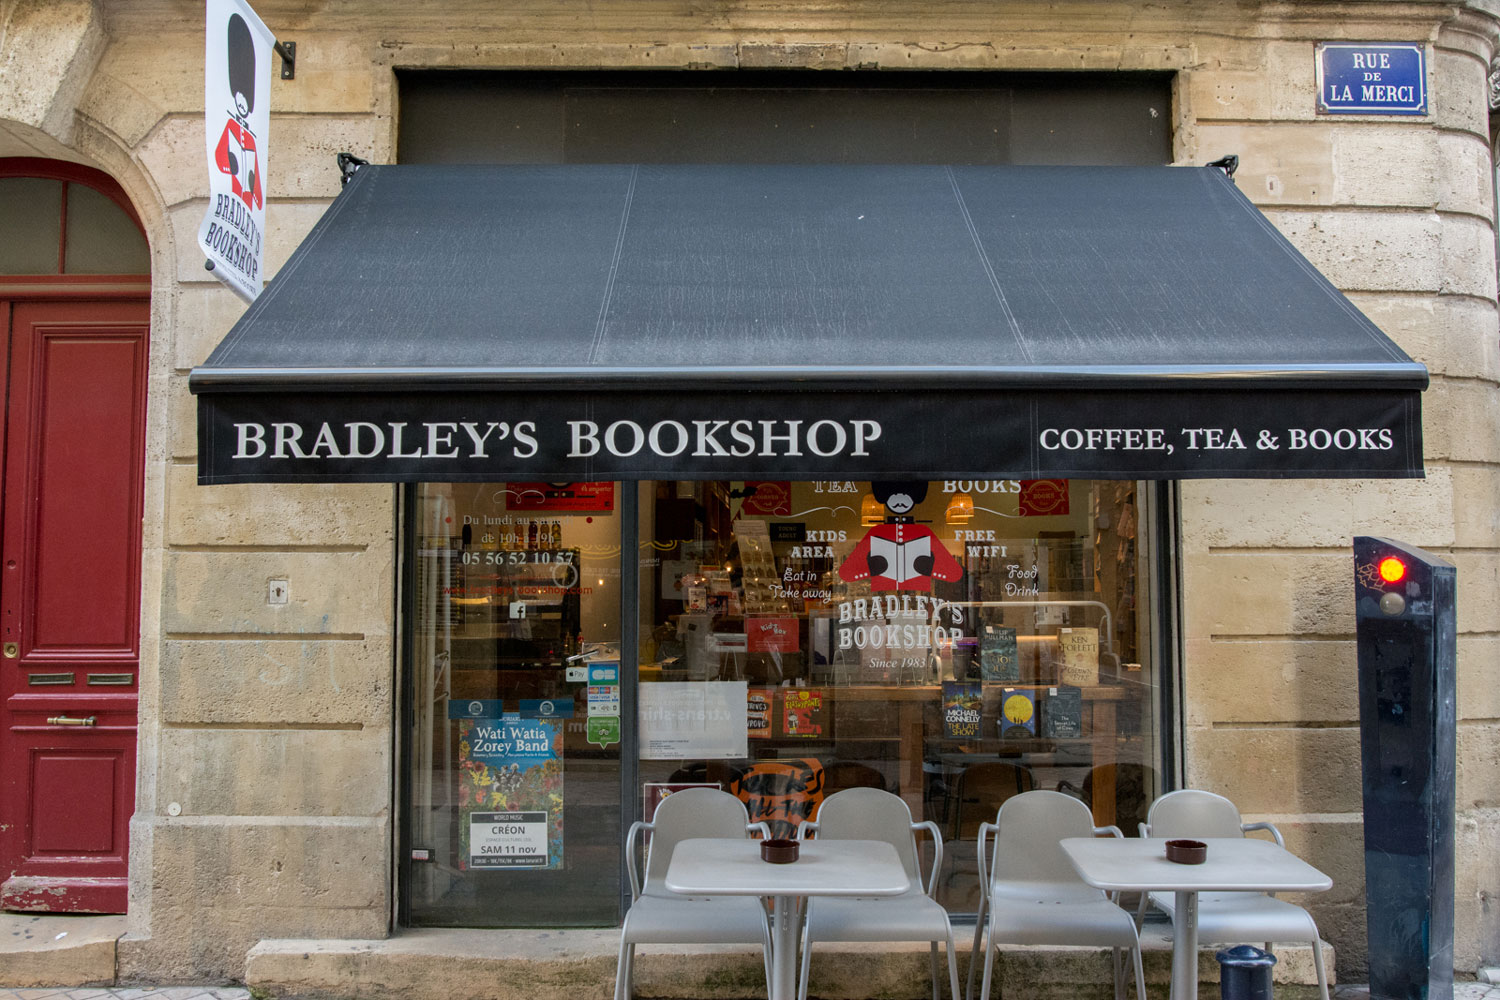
[738,481,792,516]
[1019,479,1070,517]
[505,481,615,512]
[746,616,800,653]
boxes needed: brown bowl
[760,838,800,864]
[1165,839,1207,864]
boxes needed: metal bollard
[1217,945,1277,1000]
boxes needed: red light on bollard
[1378,557,1407,584]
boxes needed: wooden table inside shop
[824,684,1135,826]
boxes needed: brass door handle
[3,642,17,658]
[46,715,96,726]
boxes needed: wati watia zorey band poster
[451,705,564,871]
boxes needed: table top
[664,838,911,897]
[1059,837,1333,894]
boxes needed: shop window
[404,482,623,926]
[635,480,1161,912]
[0,161,149,276]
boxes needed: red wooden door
[0,298,148,913]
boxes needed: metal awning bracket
[337,153,369,186]
[1206,154,1239,179]
[274,40,296,80]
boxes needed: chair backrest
[989,790,1096,886]
[811,787,923,880]
[955,761,1035,840]
[642,787,754,887]
[1143,789,1244,839]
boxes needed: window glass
[406,482,623,926]
[64,183,149,274]
[636,479,1159,912]
[0,178,64,274]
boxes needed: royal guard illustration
[838,481,963,592]
[212,13,263,210]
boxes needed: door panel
[0,298,147,913]
[33,752,121,852]
[31,332,145,653]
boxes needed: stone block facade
[2,0,1496,986]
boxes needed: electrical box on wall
[1353,537,1456,1000]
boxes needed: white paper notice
[639,681,749,760]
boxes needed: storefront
[189,160,1424,929]
[6,2,1498,991]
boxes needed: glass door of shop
[403,482,624,926]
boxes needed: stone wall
[2,0,1495,982]
[1176,7,1500,973]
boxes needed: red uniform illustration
[838,521,964,592]
[214,118,263,210]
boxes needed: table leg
[771,894,797,1000]
[1170,890,1198,1000]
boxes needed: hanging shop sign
[198,0,275,301]
[1316,42,1427,115]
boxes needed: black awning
[192,163,1425,483]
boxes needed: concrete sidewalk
[2,986,1500,1000]
[5,911,1499,1000]
[0,991,250,1000]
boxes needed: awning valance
[191,163,1425,483]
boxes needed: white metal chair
[1138,789,1330,1000]
[796,787,961,1000]
[616,787,774,1000]
[968,790,1147,1000]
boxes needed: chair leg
[798,935,814,1000]
[763,921,775,1000]
[614,940,633,1000]
[945,927,962,1000]
[1112,947,1124,1000]
[979,920,1000,1000]
[966,893,989,1000]
[1130,944,1147,1000]
[930,942,941,1000]
[1310,936,1331,1000]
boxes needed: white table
[664,838,911,1000]
[1060,837,1332,1000]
